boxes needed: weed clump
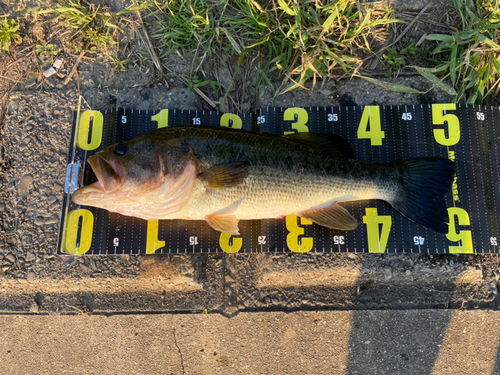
[417,0,500,104]
[0,18,22,52]
[37,0,121,52]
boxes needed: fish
[72,126,455,235]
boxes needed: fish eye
[114,144,127,156]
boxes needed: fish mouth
[72,155,123,205]
[87,154,122,193]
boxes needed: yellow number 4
[363,208,392,253]
[358,106,384,146]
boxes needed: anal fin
[299,202,358,231]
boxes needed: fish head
[72,133,196,215]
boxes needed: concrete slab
[0,310,499,375]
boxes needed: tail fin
[388,159,455,234]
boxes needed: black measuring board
[57,104,500,255]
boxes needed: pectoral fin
[199,162,250,189]
[299,202,358,231]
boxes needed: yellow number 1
[146,220,165,254]
[151,109,169,129]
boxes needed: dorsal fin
[283,132,353,159]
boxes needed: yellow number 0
[432,104,460,146]
[63,209,94,255]
[284,108,309,134]
[220,232,242,253]
[77,110,103,150]
[286,215,313,253]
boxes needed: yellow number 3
[284,108,309,134]
[286,215,313,253]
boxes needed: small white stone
[53,58,64,69]
[43,67,56,78]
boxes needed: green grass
[35,42,59,63]
[108,54,132,72]
[8,0,499,105]
[415,0,500,104]
[142,0,397,95]
[0,18,22,52]
[36,0,122,52]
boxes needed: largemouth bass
[72,126,454,235]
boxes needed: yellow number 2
[357,106,384,146]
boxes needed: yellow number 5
[447,207,473,253]
[432,104,460,146]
